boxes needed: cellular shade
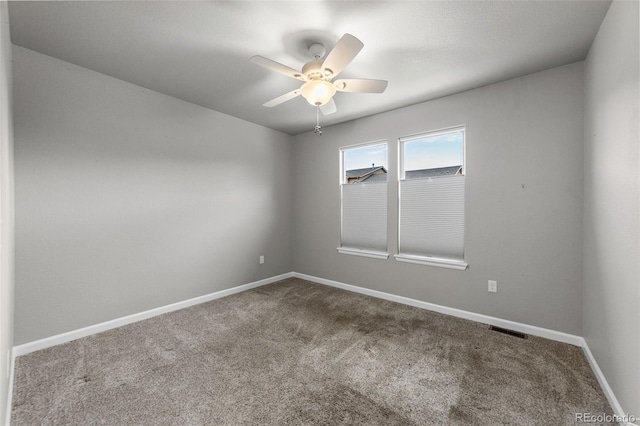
[341,182,387,251]
[399,175,465,260]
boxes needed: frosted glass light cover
[301,80,336,106]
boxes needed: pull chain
[314,106,322,135]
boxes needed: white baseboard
[9,271,634,426]
[13,272,293,358]
[580,338,637,426]
[292,272,583,346]
[5,348,15,426]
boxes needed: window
[396,127,467,270]
[338,141,389,259]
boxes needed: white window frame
[395,126,468,270]
[337,140,389,260]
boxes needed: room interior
[0,0,638,424]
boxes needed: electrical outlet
[488,280,498,293]
[259,255,264,265]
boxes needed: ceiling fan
[250,34,388,117]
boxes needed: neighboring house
[345,166,387,183]
[405,165,462,179]
[345,164,462,183]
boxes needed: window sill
[337,247,390,260]
[394,254,468,270]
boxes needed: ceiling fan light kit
[300,79,336,106]
[250,33,388,134]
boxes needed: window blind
[341,182,387,252]
[399,175,465,260]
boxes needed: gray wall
[583,0,639,417]
[13,46,293,345]
[293,63,585,335]
[0,2,15,423]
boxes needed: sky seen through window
[343,131,463,172]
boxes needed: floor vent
[490,326,527,339]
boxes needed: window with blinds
[338,141,389,259]
[395,127,468,270]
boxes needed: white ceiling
[8,1,611,135]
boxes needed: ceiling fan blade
[321,34,364,78]
[320,98,337,115]
[250,56,307,81]
[334,78,388,93]
[263,89,301,107]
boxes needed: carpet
[11,278,613,425]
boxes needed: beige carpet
[11,278,613,425]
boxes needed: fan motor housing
[302,60,332,80]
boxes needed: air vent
[490,325,527,339]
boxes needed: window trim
[338,140,389,259]
[394,254,468,270]
[397,125,467,270]
[339,139,388,185]
[398,125,466,180]
[337,247,390,260]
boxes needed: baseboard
[13,272,293,358]
[9,271,634,426]
[292,272,583,346]
[5,348,15,426]
[580,338,638,426]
